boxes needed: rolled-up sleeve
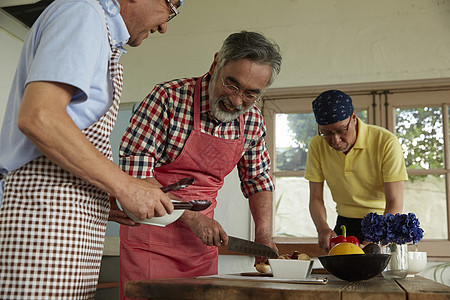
[238,110,274,198]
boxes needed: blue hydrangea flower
[361,212,424,245]
[361,212,386,243]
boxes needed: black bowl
[318,253,391,281]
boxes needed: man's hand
[318,228,336,252]
[115,177,174,220]
[254,234,279,265]
[179,211,228,247]
[108,196,140,226]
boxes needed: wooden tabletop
[124,274,450,300]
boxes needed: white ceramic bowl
[268,259,314,279]
[407,251,427,277]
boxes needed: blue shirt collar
[99,0,129,50]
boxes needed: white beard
[208,72,249,123]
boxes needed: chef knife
[227,236,278,259]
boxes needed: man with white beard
[117,30,282,295]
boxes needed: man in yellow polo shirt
[305,90,408,251]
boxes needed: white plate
[118,200,184,227]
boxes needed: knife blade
[227,236,278,259]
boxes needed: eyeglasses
[221,77,262,103]
[165,0,182,22]
[318,116,353,138]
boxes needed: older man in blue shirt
[0,0,183,298]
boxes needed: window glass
[395,107,444,169]
[275,113,315,172]
[403,175,447,239]
[275,111,367,172]
[355,111,368,123]
[274,177,336,237]
[395,106,447,239]
[274,175,448,239]
[268,90,450,250]
[274,110,368,237]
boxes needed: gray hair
[216,31,282,87]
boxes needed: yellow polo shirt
[305,118,408,218]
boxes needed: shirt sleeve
[26,1,105,99]
[304,136,325,182]
[382,135,409,182]
[238,108,274,198]
[119,85,170,178]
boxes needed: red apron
[120,76,245,297]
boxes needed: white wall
[118,0,450,103]
[0,28,22,123]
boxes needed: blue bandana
[312,90,354,125]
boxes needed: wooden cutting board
[203,274,328,285]
[240,268,329,277]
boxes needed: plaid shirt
[119,74,274,198]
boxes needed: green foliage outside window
[395,107,444,179]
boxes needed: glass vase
[381,243,408,280]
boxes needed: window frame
[262,78,450,258]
